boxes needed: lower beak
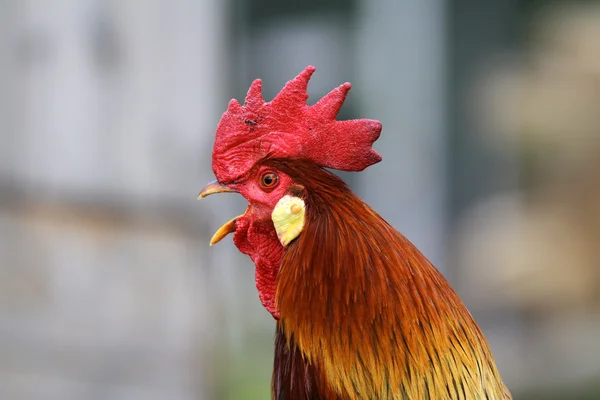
[209,214,240,246]
[198,180,245,246]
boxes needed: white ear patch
[271,195,306,247]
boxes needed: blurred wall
[0,1,227,399]
[449,1,600,397]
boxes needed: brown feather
[265,158,512,399]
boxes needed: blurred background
[0,0,599,399]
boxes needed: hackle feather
[267,159,511,400]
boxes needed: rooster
[199,66,512,399]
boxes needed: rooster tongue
[210,207,249,246]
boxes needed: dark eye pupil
[264,176,273,184]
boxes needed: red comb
[212,65,382,182]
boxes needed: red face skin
[226,165,297,319]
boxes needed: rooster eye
[260,172,279,189]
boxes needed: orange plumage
[200,66,512,399]
[270,159,511,399]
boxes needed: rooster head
[198,66,382,317]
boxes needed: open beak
[198,180,246,246]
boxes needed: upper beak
[197,180,236,199]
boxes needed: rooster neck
[270,173,510,399]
